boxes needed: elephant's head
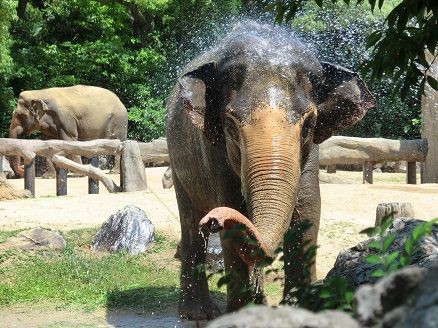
[8,95,51,177]
[179,24,374,264]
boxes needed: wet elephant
[166,23,374,320]
[8,85,128,177]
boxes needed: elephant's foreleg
[173,174,220,320]
[283,144,321,301]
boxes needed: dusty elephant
[8,85,128,177]
[166,23,374,320]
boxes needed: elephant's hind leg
[173,174,220,320]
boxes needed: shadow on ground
[106,287,226,328]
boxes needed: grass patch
[0,230,21,244]
[0,228,181,312]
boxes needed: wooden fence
[0,136,429,196]
[319,137,428,184]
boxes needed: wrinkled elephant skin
[166,22,374,320]
[8,85,128,177]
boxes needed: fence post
[363,161,373,184]
[24,159,35,197]
[407,161,417,184]
[327,164,337,173]
[56,168,67,196]
[88,157,99,194]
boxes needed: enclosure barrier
[0,138,153,196]
[319,136,428,184]
[0,136,429,196]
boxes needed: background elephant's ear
[179,63,223,144]
[30,99,49,115]
[313,62,375,144]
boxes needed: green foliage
[360,215,438,278]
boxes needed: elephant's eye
[224,116,239,141]
[301,115,315,141]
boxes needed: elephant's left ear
[313,62,375,144]
[30,99,49,115]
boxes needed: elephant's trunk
[200,107,302,266]
[8,115,25,177]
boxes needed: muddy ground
[1,167,438,327]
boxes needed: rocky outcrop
[326,218,438,289]
[0,175,32,201]
[355,265,438,327]
[206,305,359,328]
[91,205,155,255]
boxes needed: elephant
[8,85,128,177]
[166,22,374,320]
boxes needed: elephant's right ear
[312,63,375,144]
[30,99,49,115]
[179,63,223,144]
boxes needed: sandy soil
[1,168,438,327]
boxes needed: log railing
[319,137,428,184]
[0,138,147,196]
[0,136,430,196]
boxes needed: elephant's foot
[179,296,220,320]
[41,172,56,179]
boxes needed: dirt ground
[1,167,438,327]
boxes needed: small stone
[19,228,66,251]
[91,205,155,255]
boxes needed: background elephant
[8,85,128,177]
[166,22,374,320]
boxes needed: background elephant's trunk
[8,115,25,177]
[240,108,301,259]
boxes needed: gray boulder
[326,217,438,289]
[91,205,155,255]
[355,265,438,327]
[206,306,359,328]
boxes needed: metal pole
[363,161,373,184]
[407,161,417,184]
[24,159,35,197]
[88,157,99,194]
[56,168,68,196]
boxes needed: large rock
[326,217,438,289]
[91,205,155,255]
[319,172,354,184]
[206,306,359,328]
[354,265,438,327]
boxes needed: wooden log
[363,161,373,184]
[319,137,428,165]
[0,139,122,161]
[407,161,417,184]
[327,164,337,174]
[375,202,415,227]
[121,141,147,192]
[56,168,67,196]
[137,138,169,163]
[24,158,35,197]
[88,157,99,194]
[51,155,120,193]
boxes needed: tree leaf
[383,234,396,252]
[371,269,385,278]
[368,240,381,251]
[384,251,399,267]
[360,227,378,237]
[365,254,381,265]
[319,290,332,299]
[426,76,438,91]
